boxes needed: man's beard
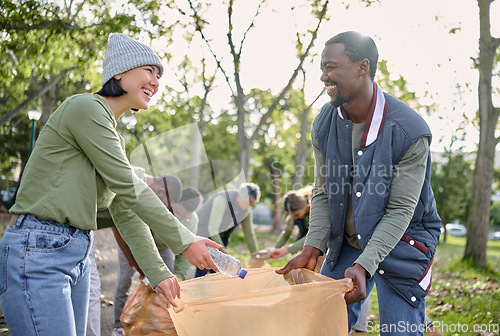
[329,95,349,109]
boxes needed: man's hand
[154,276,181,307]
[269,247,288,259]
[182,236,221,271]
[343,263,368,305]
[275,246,322,275]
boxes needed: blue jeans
[0,214,93,336]
[321,238,425,336]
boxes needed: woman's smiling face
[114,65,161,111]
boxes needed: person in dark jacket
[269,187,312,259]
[277,31,441,336]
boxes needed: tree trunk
[189,126,203,189]
[238,132,251,180]
[292,90,322,189]
[292,105,314,190]
[465,133,495,266]
[270,161,283,234]
[227,0,330,181]
[464,0,500,267]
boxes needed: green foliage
[489,201,500,226]
[431,153,474,224]
[360,236,500,336]
[0,0,177,184]
[342,0,380,10]
[249,88,315,203]
[202,113,239,161]
[0,119,31,179]
[493,166,500,192]
[1,0,468,229]
[425,237,500,336]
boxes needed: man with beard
[277,31,441,336]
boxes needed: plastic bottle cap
[239,268,248,279]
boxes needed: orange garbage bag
[119,259,269,336]
[120,281,177,336]
[168,268,353,336]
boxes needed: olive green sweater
[11,94,195,287]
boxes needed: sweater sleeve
[286,237,306,255]
[174,213,199,281]
[285,215,310,254]
[173,254,191,281]
[241,211,258,253]
[275,215,294,248]
[355,137,429,277]
[108,197,173,288]
[64,97,195,255]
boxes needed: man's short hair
[238,182,261,202]
[179,187,203,212]
[325,31,379,80]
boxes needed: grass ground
[423,236,500,336]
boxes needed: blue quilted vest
[314,93,441,307]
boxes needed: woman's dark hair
[95,78,127,97]
[283,186,312,213]
[283,192,308,212]
[179,187,203,212]
[325,31,379,80]
[95,78,139,111]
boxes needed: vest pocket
[418,256,433,292]
[400,234,429,255]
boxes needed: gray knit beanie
[101,33,164,86]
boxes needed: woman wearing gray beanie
[0,33,221,336]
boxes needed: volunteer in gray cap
[0,33,221,336]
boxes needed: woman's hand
[154,276,181,307]
[182,236,221,271]
[269,247,288,259]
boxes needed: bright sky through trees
[235,0,496,153]
[137,0,499,153]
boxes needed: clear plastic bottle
[207,246,247,279]
[251,247,275,260]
